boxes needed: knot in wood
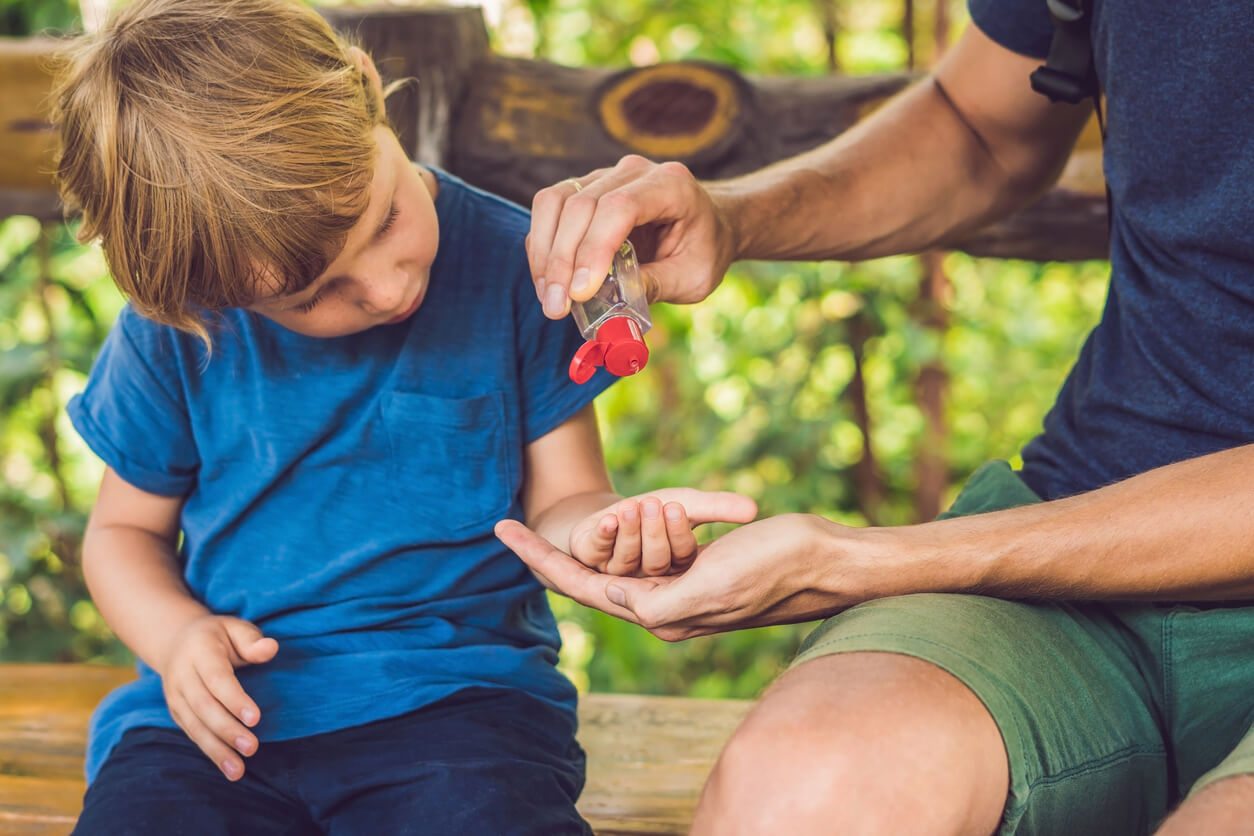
[597,63,742,160]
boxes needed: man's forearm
[707,26,1089,266]
[708,80,1007,264]
[82,525,211,674]
[880,446,1254,602]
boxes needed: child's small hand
[158,614,278,782]
[569,488,757,577]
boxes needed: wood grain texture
[0,665,752,836]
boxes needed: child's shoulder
[112,302,236,343]
[430,167,530,242]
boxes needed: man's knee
[694,652,1008,836]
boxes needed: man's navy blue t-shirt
[969,0,1254,499]
[67,169,613,781]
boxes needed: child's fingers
[168,685,249,782]
[223,619,279,666]
[605,500,642,575]
[582,513,619,568]
[664,502,699,570]
[198,653,262,732]
[649,489,758,526]
[191,669,260,765]
[568,513,618,571]
[638,497,672,576]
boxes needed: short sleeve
[968,0,1056,60]
[66,307,199,496]
[511,262,616,444]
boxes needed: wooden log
[0,664,752,836]
[318,6,491,168]
[0,37,64,221]
[0,6,1108,261]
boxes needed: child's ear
[347,46,385,102]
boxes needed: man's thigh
[794,593,1170,835]
[73,726,316,836]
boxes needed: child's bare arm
[84,468,277,781]
[521,405,620,546]
[520,406,757,577]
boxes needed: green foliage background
[0,0,1107,699]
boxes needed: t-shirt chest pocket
[382,390,518,537]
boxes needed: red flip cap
[569,316,649,383]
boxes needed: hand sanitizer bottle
[568,241,652,384]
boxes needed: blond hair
[53,0,389,345]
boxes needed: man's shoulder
[968,0,1054,60]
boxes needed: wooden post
[0,37,63,220]
[317,6,490,168]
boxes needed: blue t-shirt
[970,0,1254,499]
[68,169,613,781]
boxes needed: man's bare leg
[691,651,1010,836]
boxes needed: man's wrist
[810,516,989,604]
[705,181,752,265]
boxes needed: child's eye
[293,288,326,314]
[378,205,400,237]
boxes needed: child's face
[249,124,440,338]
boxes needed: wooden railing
[0,5,1107,261]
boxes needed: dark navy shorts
[73,687,591,836]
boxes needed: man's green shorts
[792,460,1254,835]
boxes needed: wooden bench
[0,665,752,836]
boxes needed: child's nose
[360,274,408,314]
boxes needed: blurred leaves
[0,0,80,35]
[0,218,126,662]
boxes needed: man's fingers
[571,159,707,300]
[528,167,614,314]
[495,519,652,623]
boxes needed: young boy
[55,1,755,833]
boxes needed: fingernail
[622,505,638,523]
[607,585,627,607]
[642,502,660,519]
[544,283,567,317]
[536,278,546,301]
[242,708,258,725]
[235,735,252,753]
[570,268,589,293]
[222,760,241,779]
[665,505,682,521]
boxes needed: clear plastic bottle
[568,241,652,383]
